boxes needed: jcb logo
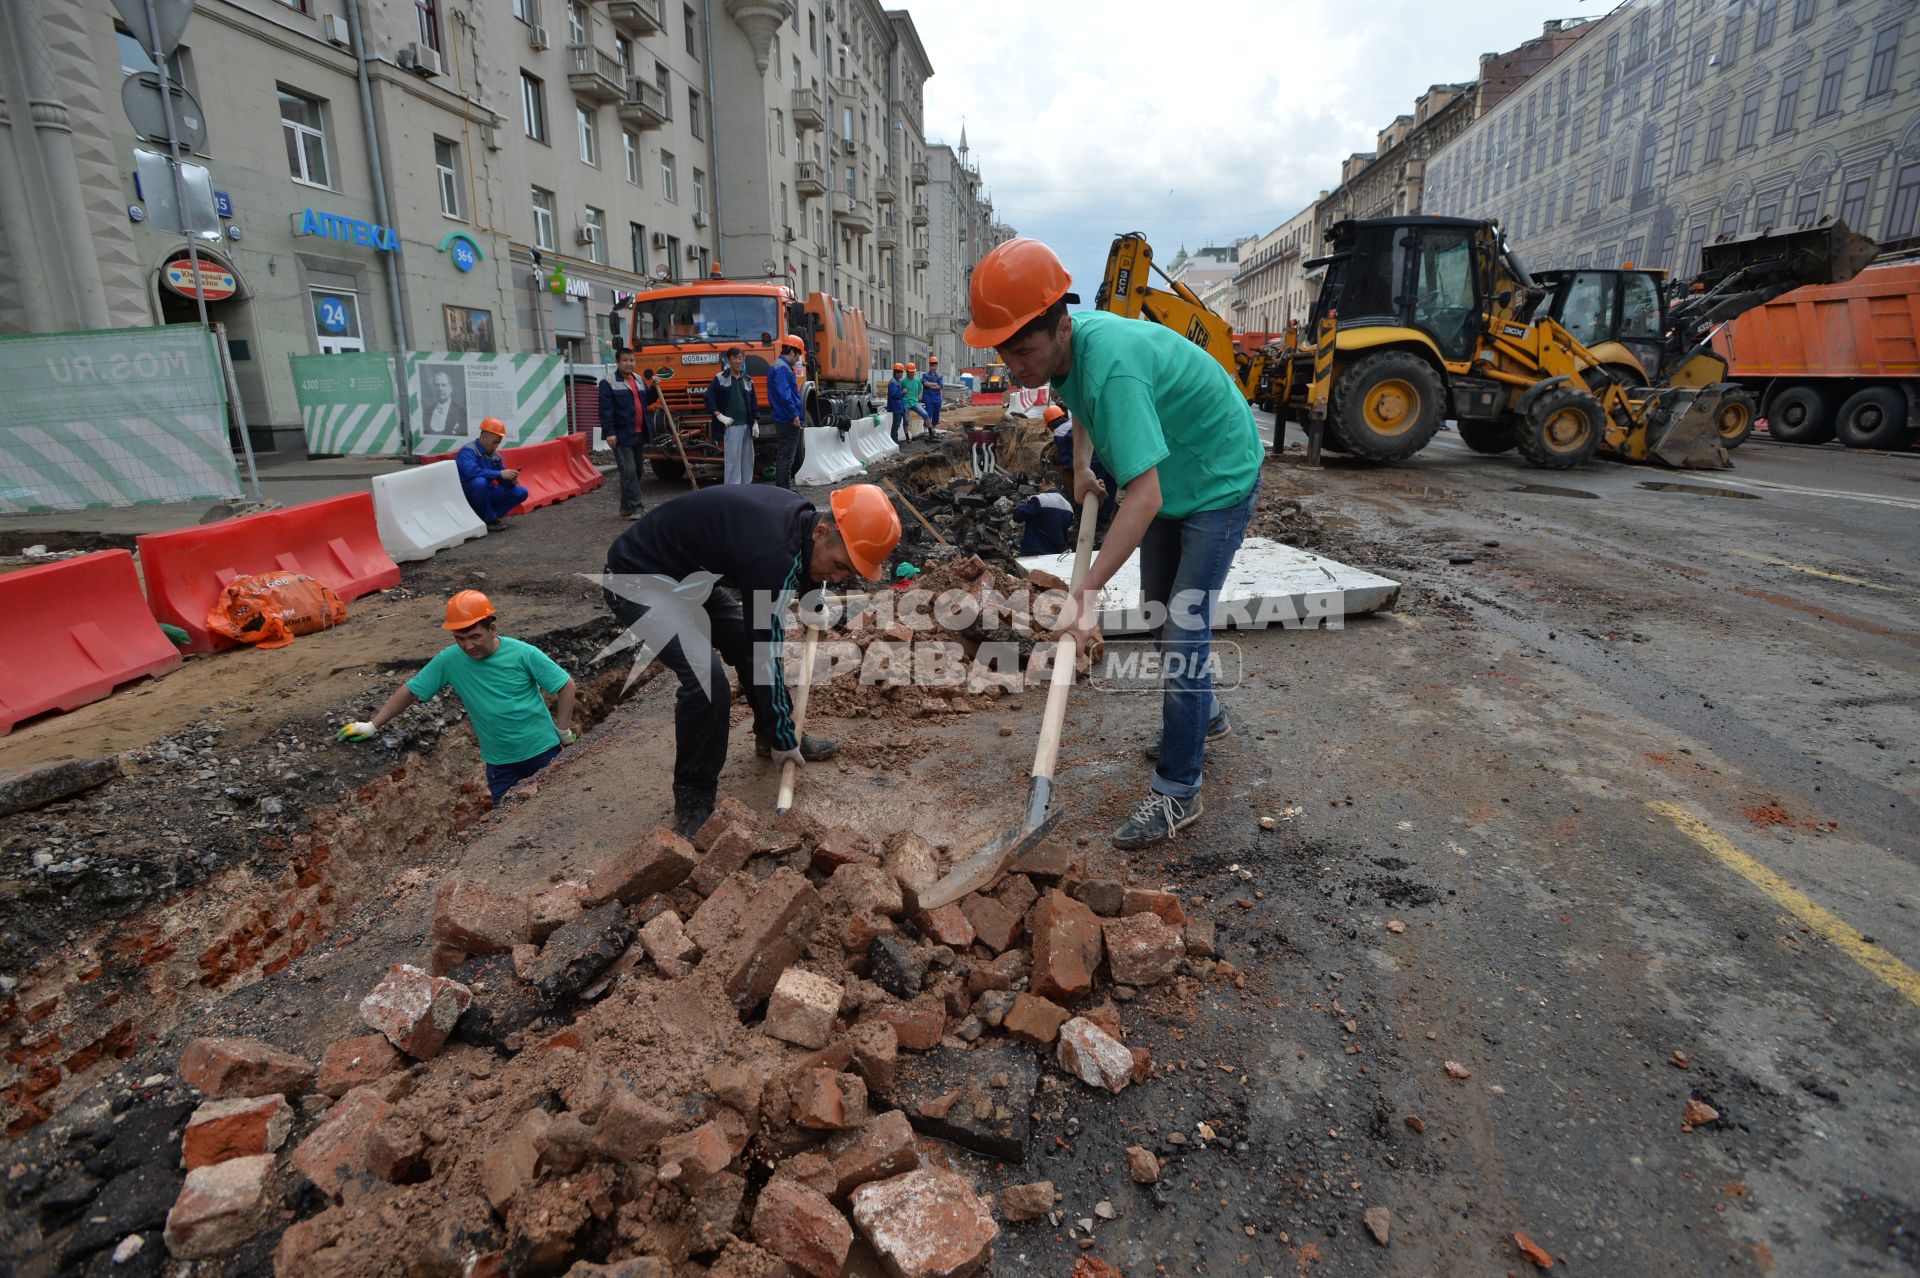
[1503,324,1528,338]
[1114,269,1132,297]
[1185,317,1210,347]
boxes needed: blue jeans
[484,743,561,803]
[1138,479,1260,799]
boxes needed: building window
[616,35,632,79]
[1636,131,1658,191]
[1737,90,1761,151]
[513,0,534,20]
[779,182,789,226]
[843,164,854,196]
[1840,176,1870,227]
[567,0,586,47]
[693,168,706,219]
[1705,109,1727,164]
[1599,96,1612,139]
[774,108,786,154]
[1720,13,1741,70]
[1754,0,1777,51]
[1815,51,1848,119]
[1611,155,1629,201]
[665,235,681,273]
[1689,36,1709,87]
[1685,223,1706,275]
[1795,188,1823,224]
[1793,0,1817,29]
[1588,169,1604,211]
[1577,53,1589,94]
[1774,71,1803,136]
[577,105,599,166]
[1756,196,1780,229]
[655,63,672,114]
[661,150,677,202]
[793,55,802,85]
[416,0,441,51]
[434,137,460,218]
[685,5,698,57]
[532,186,555,250]
[623,131,640,184]
[585,206,606,264]
[279,89,330,187]
[1675,121,1696,174]
[631,223,648,275]
[1562,183,1576,221]
[1605,32,1620,83]
[1865,26,1899,100]
[521,72,547,142]
[1888,161,1920,240]
[689,88,703,140]
[1571,110,1584,156]
[1651,63,1669,111]
[1721,211,1742,239]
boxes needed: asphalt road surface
[1009,428,1918,1276]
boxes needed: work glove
[558,728,578,747]
[338,721,378,742]
[714,413,734,427]
[770,744,806,769]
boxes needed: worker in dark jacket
[1010,479,1076,555]
[886,363,907,442]
[704,348,762,486]
[921,357,945,432]
[767,335,806,489]
[598,348,653,518]
[602,482,902,836]
[455,419,526,529]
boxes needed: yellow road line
[1650,801,1920,1010]
[1724,548,1904,595]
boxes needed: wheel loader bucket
[1643,387,1733,470]
[1700,220,1880,289]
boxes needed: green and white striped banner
[289,351,567,456]
[0,326,241,513]
[290,352,402,456]
[406,351,566,455]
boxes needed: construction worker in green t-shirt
[339,590,577,803]
[964,237,1263,851]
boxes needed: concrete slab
[1017,536,1399,635]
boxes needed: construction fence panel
[0,326,242,513]
[289,352,402,456]
[407,351,568,455]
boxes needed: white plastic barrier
[848,414,897,463]
[1008,387,1053,418]
[371,460,488,563]
[793,425,863,486]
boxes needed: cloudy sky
[909,0,1602,291]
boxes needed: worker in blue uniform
[455,418,527,529]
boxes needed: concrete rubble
[19,769,1225,1273]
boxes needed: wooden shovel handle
[1030,492,1102,785]
[774,623,819,814]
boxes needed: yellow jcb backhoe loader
[1096,233,1274,402]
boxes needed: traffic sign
[110,0,193,60]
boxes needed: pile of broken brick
[152,794,1221,1277]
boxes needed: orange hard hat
[479,418,507,438]
[442,589,495,631]
[892,362,905,373]
[779,334,805,352]
[907,362,917,372]
[929,356,939,364]
[1043,404,1067,424]
[962,238,1076,347]
[828,484,902,579]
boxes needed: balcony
[795,160,827,197]
[910,160,927,187]
[606,0,664,38]
[875,222,899,250]
[830,74,861,102]
[567,44,625,104]
[873,174,898,205]
[832,191,874,233]
[617,77,669,129]
[911,247,930,270]
[792,87,824,131]
[909,200,928,227]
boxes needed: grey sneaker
[1112,791,1204,850]
[1143,707,1232,760]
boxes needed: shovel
[919,491,1101,910]
[774,622,820,816]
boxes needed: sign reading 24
[316,296,350,334]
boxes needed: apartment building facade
[1232,201,1320,334]
[0,0,976,449]
[1423,0,1920,276]
[923,133,1004,370]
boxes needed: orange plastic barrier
[563,432,605,492]
[138,492,401,653]
[0,550,182,735]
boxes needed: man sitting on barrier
[600,482,901,837]
[340,590,577,803]
[903,362,925,438]
[456,419,528,530]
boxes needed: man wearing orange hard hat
[965,236,1262,851]
[455,418,527,530]
[340,590,577,803]
[602,482,901,836]
[767,333,808,488]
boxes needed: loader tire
[1763,384,1836,444]
[1714,387,1757,449]
[1833,386,1915,451]
[1331,352,1445,461]
[1516,385,1604,470]
[1457,419,1519,454]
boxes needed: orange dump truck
[1712,256,1920,451]
[626,280,877,481]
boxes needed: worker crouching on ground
[456,419,527,530]
[1011,479,1075,555]
[341,590,577,803]
[706,348,762,486]
[601,483,902,837]
[967,237,1263,850]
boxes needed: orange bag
[205,571,347,650]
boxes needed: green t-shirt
[406,636,571,765]
[903,374,923,408]
[1049,311,1263,519]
